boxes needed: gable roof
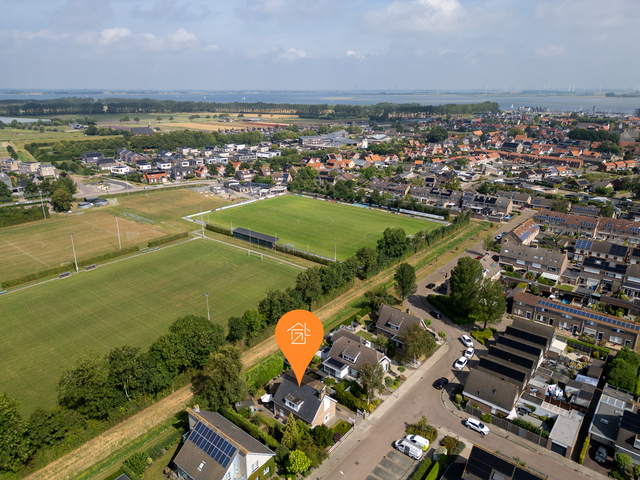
[463,369,520,412]
[376,303,426,340]
[326,336,387,372]
[272,371,333,424]
[462,445,547,480]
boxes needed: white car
[460,335,474,348]
[466,417,490,436]
[405,434,430,451]
[454,356,468,370]
[464,347,475,359]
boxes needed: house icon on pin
[287,322,311,345]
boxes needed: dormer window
[284,394,304,412]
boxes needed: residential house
[589,385,635,448]
[96,158,117,170]
[156,160,172,170]
[235,169,254,181]
[573,239,628,263]
[272,371,337,427]
[136,161,152,172]
[495,191,532,206]
[375,304,427,353]
[597,218,640,245]
[131,127,154,135]
[479,255,502,281]
[570,205,602,218]
[463,369,520,416]
[38,164,57,178]
[143,170,168,184]
[172,166,192,181]
[110,165,130,175]
[194,165,208,179]
[18,162,40,174]
[447,445,548,480]
[511,291,639,347]
[579,255,628,290]
[81,152,104,164]
[499,243,568,276]
[529,197,556,210]
[323,335,390,379]
[534,210,598,238]
[173,407,275,480]
[369,180,410,198]
[569,179,591,190]
[615,408,640,465]
[501,219,540,246]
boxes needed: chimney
[194,404,200,413]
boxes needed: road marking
[0,236,51,267]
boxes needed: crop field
[0,239,299,414]
[0,210,165,282]
[206,195,439,260]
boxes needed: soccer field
[206,195,439,260]
[0,211,165,282]
[0,239,299,415]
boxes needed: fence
[465,404,547,447]
[564,337,610,359]
[327,424,355,454]
[123,207,154,225]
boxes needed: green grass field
[0,239,299,414]
[207,195,438,260]
[0,210,166,282]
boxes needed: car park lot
[364,449,417,480]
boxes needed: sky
[2,0,639,91]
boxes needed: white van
[394,438,424,460]
[405,434,430,451]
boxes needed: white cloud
[204,45,218,52]
[534,45,565,58]
[131,1,211,20]
[365,0,463,33]
[13,30,70,41]
[346,50,364,60]
[278,48,306,60]
[99,28,132,45]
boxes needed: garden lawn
[207,195,438,261]
[0,239,299,415]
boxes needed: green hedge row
[219,408,278,448]
[244,353,284,391]
[579,437,590,464]
[1,245,140,288]
[148,231,188,247]
[425,461,439,480]
[333,384,371,413]
[512,418,549,439]
[274,244,332,265]
[340,306,372,327]
[206,223,232,236]
[566,338,610,355]
[410,459,433,480]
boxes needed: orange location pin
[275,310,324,386]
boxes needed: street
[319,211,603,480]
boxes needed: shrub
[592,351,600,359]
[245,354,284,391]
[611,470,626,480]
[148,231,188,247]
[454,394,463,405]
[239,407,252,419]
[512,418,549,438]
[220,408,278,448]
[579,437,590,465]
[324,377,335,386]
[205,223,232,236]
[450,441,466,457]
[441,436,458,452]
[409,459,433,480]
[439,331,446,338]
[333,432,342,443]
[385,376,395,387]
[123,452,150,476]
[398,366,406,373]
[566,347,574,354]
[425,461,440,480]
[481,414,492,424]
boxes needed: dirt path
[27,221,492,480]
[25,386,193,480]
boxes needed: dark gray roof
[233,228,278,243]
[463,369,520,412]
[326,337,386,372]
[272,371,327,424]
[511,317,555,343]
[616,408,640,453]
[376,304,425,340]
[463,446,547,479]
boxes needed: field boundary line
[195,231,307,270]
[0,235,51,268]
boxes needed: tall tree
[107,345,142,401]
[0,393,32,472]
[449,257,483,317]
[281,413,300,449]
[198,346,247,411]
[482,233,494,251]
[377,227,409,259]
[359,362,385,404]
[242,309,267,338]
[169,315,225,369]
[227,316,247,343]
[51,189,72,212]
[551,198,570,214]
[224,163,236,177]
[295,267,323,310]
[472,280,506,329]
[365,284,394,310]
[600,200,614,218]
[356,246,378,277]
[394,263,417,301]
[401,323,436,361]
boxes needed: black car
[431,310,441,319]
[433,377,448,390]
[426,283,436,289]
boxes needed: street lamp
[114,215,121,249]
[200,204,204,237]
[202,292,210,322]
[69,233,79,272]
[334,238,337,262]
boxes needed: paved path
[317,209,607,480]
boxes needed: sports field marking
[0,236,51,267]
[84,220,117,236]
[0,241,46,258]
[348,231,384,247]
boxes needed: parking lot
[365,449,418,480]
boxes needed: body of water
[0,116,51,123]
[0,92,638,115]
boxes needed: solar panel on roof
[189,422,237,469]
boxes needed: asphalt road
[320,211,598,480]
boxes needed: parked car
[394,438,423,460]
[460,335,474,348]
[520,205,525,210]
[433,377,448,390]
[495,233,503,240]
[464,347,475,359]
[405,434,430,451]
[465,417,490,436]
[595,446,607,463]
[476,255,483,259]
[426,283,436,289]
[454,356,468,370]
[431,310,441,319]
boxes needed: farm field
[206,195,439,261]
[0,239,299,415]
[0,210,165,282]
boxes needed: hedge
[274,244,332,265]
[248,457,275,480]
[148,231,188,247]
[579,437,590,464]
[566,338,610,355]
[1,245,140,288]
[219,408,278,448]
[512,418,549,438]
[333,383,372,413]
[206,223,232,236]
[410,459,433,480]
[245,353,284,391]
[424,461,439,480]
[340,306,372,327]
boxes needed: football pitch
[206,195,439,260]
[0,239,299,415]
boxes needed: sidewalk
[440,390,609,480]
[313,341,451,480]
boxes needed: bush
[566,347,574,354]
[450,441,466,457]
[324,377,335,386]
[481,414,492,424]
[611,470,626,480]
[512,418,549,438]
[206,223,232,236]
[245,354,284,391]
[333,432,342,443]
[579,437,590,465]
[441,436,458,452]
[566,338,609,356]
[385,376,395,387]
[148,231,188,247]
[123,451,150,476]
[439,331,446,338]
[220,408,278,448]
[409,459,433,480]
[425,461,440,480]
[398,366,406,373]
[454,394,463,405]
